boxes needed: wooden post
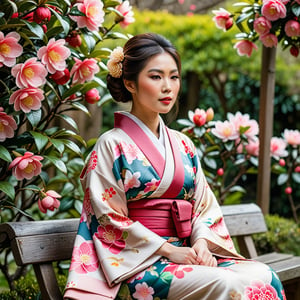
[257,46,276,214]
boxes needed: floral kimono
[64,112,285,300]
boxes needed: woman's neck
[129,110,160,138]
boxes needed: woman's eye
[151,75,161,80]
[171,75,180,80]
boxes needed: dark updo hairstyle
[106,33,181,103]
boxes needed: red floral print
[181,140,194,158]
[164,263,193,279]
[102,187,116,201]
[86,150,97,174]
[244,280,280,300]
[94,224,126,254]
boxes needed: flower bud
[85,88,100,104]
[290,45,299,57]
[206,107,214,122]
[66,31,82,48]
[279,159,285,167]
[285,187,292,194]
[217,168,224,176]
[295,166,300,173]
[33,7,51,24]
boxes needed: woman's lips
[160,97,172,104]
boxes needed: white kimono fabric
[64,112,285,300]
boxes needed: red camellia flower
[33,7,51,24]
[85,88,100,104]
[50,68,70,85]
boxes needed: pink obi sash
[128,199,192,238]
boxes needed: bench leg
[33,263,63,300]
[283,278,300,300]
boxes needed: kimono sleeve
[79,131,166,286]
[185,138,242,258]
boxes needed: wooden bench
[0,203,300,299]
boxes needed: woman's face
[127,52,180,121]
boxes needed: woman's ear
[123,79,136,94]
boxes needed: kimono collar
[114,112,185,198]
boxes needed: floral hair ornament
[107,46,124,78]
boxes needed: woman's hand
[192,238,217,267]
[156,242,200,265]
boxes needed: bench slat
[267,256,300,282]
[12,232,77,265]
[254,252,294,264]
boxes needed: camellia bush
[213,0,300,57]
[178,108,300,222]
[0,0,134,290]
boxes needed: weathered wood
[257,46,277,215]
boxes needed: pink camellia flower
[37,38,71,74]
[284,20,300,37]
[38,190,61,213]
[9,87,44,113]
[33,6,51,24]
[233,40,258,57]
[70,0,105,32]
[211,120,239,142]
[94,224,126,254]
[245,139,260,157]
[70,241,99,274]
[8,151,43,180]
[0,107,17,142]
[70,57,99,84]
[85,88,100,104]
[115,0,135,28]
[253,16,272,35]
[212,8,233,31]
[283,129,300,146]
[259,33,278,48]
[261,0,287,21]
[228,112,259,141]
[189,108,207,127]
[0,31,23,67]
[11,57,47,88]
[270,137,288,159]
[50,68,70,85]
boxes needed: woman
[64,33,285,299]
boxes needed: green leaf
[0,145,12,162]
[50,138,65,154]
[61,139,82,156]
[292,173,300,184]
[48,6,70,35]
[82,32,96,53]
[57,114,79,131]
[229,185,246,193]
[71,101,90,115]
[292,5,300,17]
[62,84,83,99]
[30,131,49,152]
[21,19,44,39]
[277,173,289,186]
[203,156,217,169]
[44,155,67,173]
[26,109,42,127]
[0,181,15,200]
